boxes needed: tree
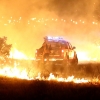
[0,36,12,60]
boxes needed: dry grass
[0,62,100,99]
[0,76,100,100]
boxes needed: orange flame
[10,48,28,59]
[0,63,100,83]
[0,49,97,83]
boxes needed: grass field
[0,76,100,100]
[0,62,100,100]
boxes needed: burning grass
[0,59,100,83]
[0,59,100,99]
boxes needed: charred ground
[0,77,100,100]
[0,63,100,100]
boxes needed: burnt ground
[0,77,100,100]
[0,63,100,100]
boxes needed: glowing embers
[47,74,89,83]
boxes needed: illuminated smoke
[0,0,100,61]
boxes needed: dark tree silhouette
[0,36,12,62]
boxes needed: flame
[77,50,100,63]
[47,74,89,83]
[77,51,90,62]
[0,64,29,79]
[0,48,97,83]
[0,62,100,84]
[9,48,35,60]
[10,48,28,59]
[0,66,91,83]
[0,60,96,83]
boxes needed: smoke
[0,0,100,60]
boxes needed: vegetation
[0,36,12,61]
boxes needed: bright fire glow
[77,51,90,62]
[0,66,90,83]
[0,66,29,79]
[1,48,98,83]
[10,48,28,59]
[0,60,100,84]
[77,49,100,63]
[0,61,29,79]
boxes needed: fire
[0,66,29,79]
[0,66,92,83]
[77,50,100,63]
[47,74,89,83]
[77,51,89,61]
[10,48,28,59]
[0,62,100,84]
[76,42,100,63]
[0,48,98,83]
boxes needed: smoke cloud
[0,0,100,60]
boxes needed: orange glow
[62,50,64,53]
[0,65,99,83]
[10,48,29,59]
[77,51,90,62]
[0,61,100,83]
[0,0,100,86]
[0,66,29,79]
[77,44,100,63]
